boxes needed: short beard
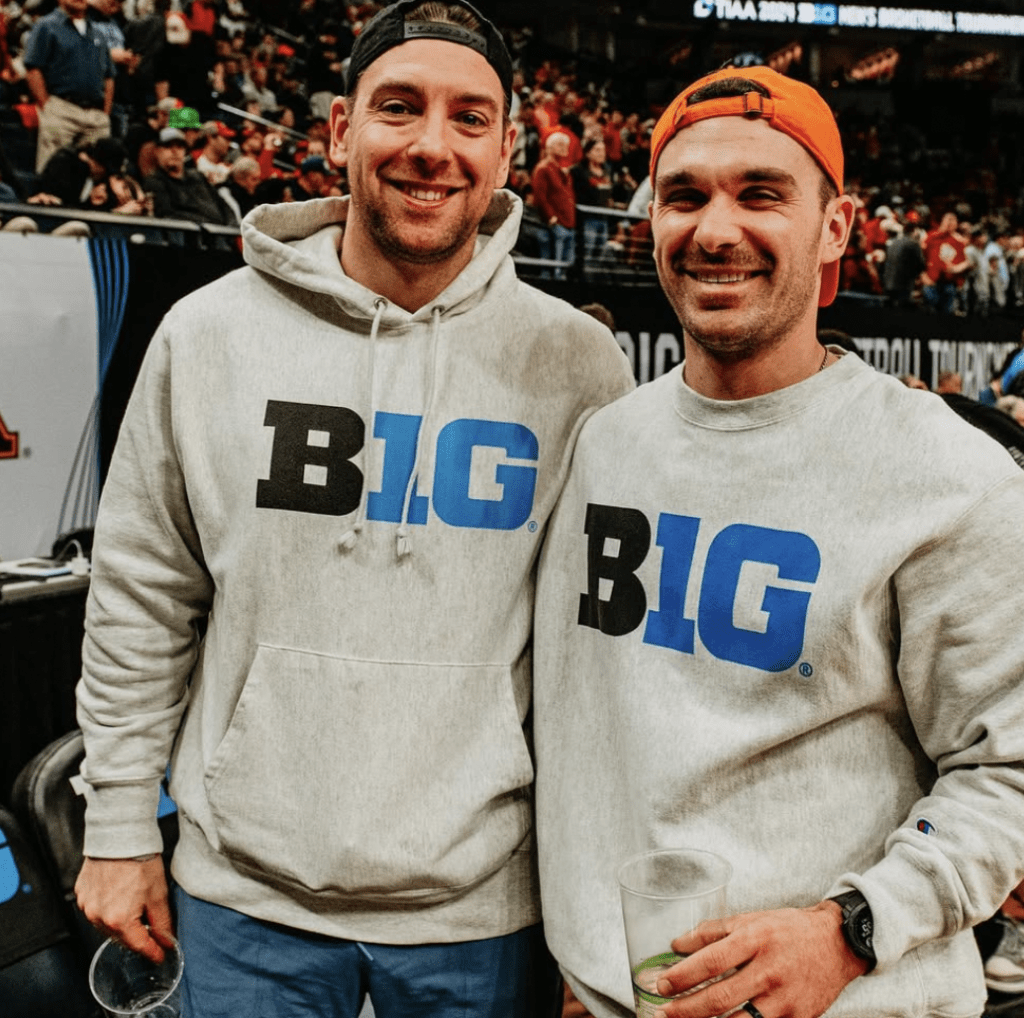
[661,233,822,364]
[364,201,477,267]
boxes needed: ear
[821,192,856,269]
[494,120,516,188]
[329,95,352,169]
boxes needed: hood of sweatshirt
[238,189,525,556]
[240,189,524,326]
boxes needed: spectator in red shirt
[530,132,576,279]
[923,211,970,315]
[601,109,624,167]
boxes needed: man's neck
[682,329,829,401]
[339,226,476,314]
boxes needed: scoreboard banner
[689,1,1024,36]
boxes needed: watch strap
[829,890,876,972]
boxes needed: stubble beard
[662,239,821,364]
[362,196,479,267]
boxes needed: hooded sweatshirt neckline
[240,190,523,324]
[672,347,865,431]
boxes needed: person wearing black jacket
[142,127,232,224]
[29,135,127,207]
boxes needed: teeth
[404,186,447,201]
[696,273,751,283]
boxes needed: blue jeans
[173,885,559,1018]
[538,224,575,279]
[923,280,957,315]
[582,216,609,265]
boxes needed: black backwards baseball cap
[345,0,513,107]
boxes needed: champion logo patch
[916,818,936,835]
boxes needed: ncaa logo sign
[0,409,18,460]
[0,825,21,904]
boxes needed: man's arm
[102,76,114,116]
[651,472,1024,1018]
[25,67,49,108]
[76,325,213,953]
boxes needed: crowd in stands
[2,0,1024,305]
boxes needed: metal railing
[0,201,241,247]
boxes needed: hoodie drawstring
[395,305,443,559]
[338,297,386,554]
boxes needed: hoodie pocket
[204,645,534,904]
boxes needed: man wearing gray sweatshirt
[71,3,634,1016]
[535,65,1024,1018]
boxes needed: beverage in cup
[618,848,732,1017]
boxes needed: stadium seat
[0,803,96,1017]
[11,730,179,961]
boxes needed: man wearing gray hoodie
[72,3,634,1016]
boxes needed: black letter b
[578,503,650,637]
[256,400,364,516]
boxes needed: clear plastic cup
[88,936,183,1017]
[618,848,732,1018]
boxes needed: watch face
[853,907,874,950]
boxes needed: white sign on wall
[0,233,98,558]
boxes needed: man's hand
[651,902,868,1018]
[1002,878,1024,922]
[75,856,175,964]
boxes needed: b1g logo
[256,401,538,531]
[578,504,821,672]
[0,409,18,459]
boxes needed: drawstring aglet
[338,522,363,553]
[396,528,412,558]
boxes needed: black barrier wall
[99,249,1024,480]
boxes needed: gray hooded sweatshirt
[76,191,635,943]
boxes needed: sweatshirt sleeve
[77,325,214,858]
[829,472,1024,970]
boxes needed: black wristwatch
[829,890,876,972]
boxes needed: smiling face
[329,37,513,277]
[650,116,851,364]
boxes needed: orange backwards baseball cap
[649,65,845,307]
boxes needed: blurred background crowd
[2,0,1024,311]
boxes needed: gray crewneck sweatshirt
[77,192,634,943]
[535,353,1024,1017]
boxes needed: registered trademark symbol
[799,662,813,677]
[22,883,31,894]
[22,447,31,458]
[528,521,538,533]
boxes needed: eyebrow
[656,167,800,193]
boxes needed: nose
[691,194,744,254]
[406,108,451,169]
